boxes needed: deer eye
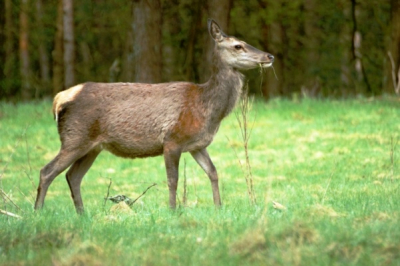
[234,45,243,50]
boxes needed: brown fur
[170,84,205,143]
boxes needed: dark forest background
[1,0,399,101]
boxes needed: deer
[34,19,274,214]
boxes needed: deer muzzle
[261,54,274,68]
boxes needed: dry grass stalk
[235,83,257,205]
[390,136,397,182]
[321,164,336,205]
[182,158,187,207]
[103,178,112,210]
[0,209,22,219]
[272,201,287,211]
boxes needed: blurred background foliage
[0,0,399,101]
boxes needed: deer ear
[208,19,226,42]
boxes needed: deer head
[208,19,274,70]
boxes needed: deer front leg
[190,148,222,206]
[163,143,182,209]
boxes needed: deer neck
[200,53,245,121]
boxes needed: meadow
[1,97,399,265]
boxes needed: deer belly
[103,139,164,158]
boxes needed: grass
[1,97,400,265]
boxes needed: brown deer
[34,19,274,213]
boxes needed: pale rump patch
[53,84,84,122]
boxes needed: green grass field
[1,97,400,265]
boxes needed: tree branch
[128,183,157,206]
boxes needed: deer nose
[268,54,274,61]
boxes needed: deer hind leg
[163,142,182,209]
[34,146,94,211]
[65,149,101,214]
[190,148,222,206]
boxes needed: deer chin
[261,62,273,68]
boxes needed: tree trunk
[302,0,320,97]
[162,0,181,82]
[79,42,92,81]
[4,0,13,70]
[183,0,202,82]
[386,0,400,93]
[200,0,232,82]
[36,0,50,95]
[3,0,16,95]
[121,31,134,82]
[256,0,283,99]
[338,1,353,96]
[132,0,162,83]
[0,2,4,84]
[262,22,284,99]
[63,0,75,88]
[351,0,372,94]
[53,0,64,95]
[19,0,31,100]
